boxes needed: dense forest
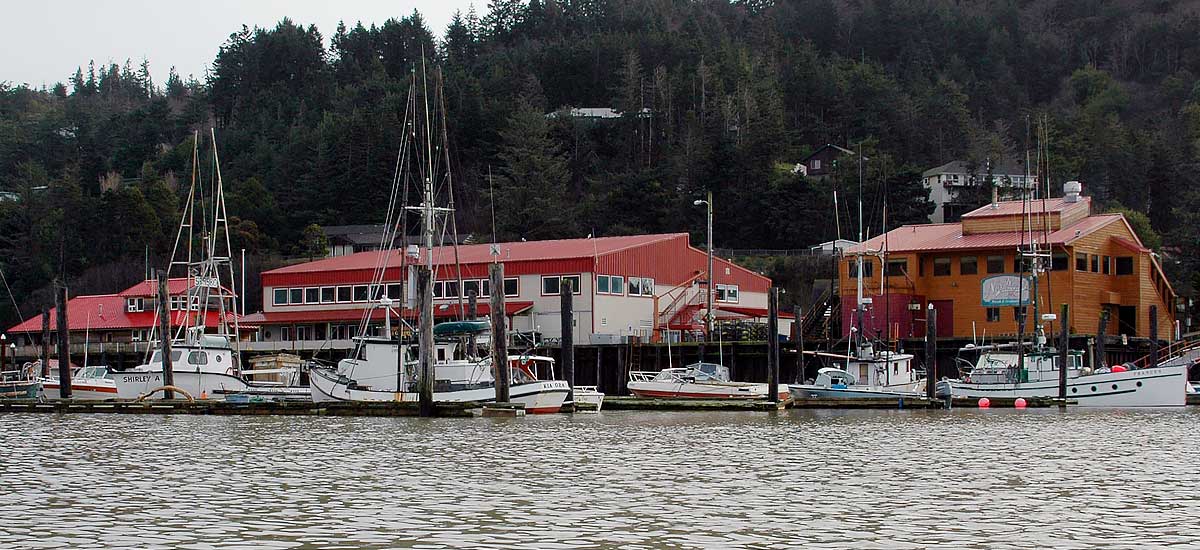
[2,0,1200,329]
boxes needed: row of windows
[715,284,739,303]
[850,253,1136,278]
[273,278,521,307]
[541,275,582,296]
[594,274,657,297]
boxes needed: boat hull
[788,384,923,400]
[936,365,1187,407]
[40,380,118,400]
[627,381,789,401]
[0,380,40,399]
[572,387,605,411]
[112,370,309,401]
[309,366,569,413]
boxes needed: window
[1090,255,1099,273]
[480,279,491,297]
[960,256,978,275]
[126,297,145,312]
[637,278,655,296]
[1102,256,1111,275]
[353,285,369,302]
[305,288,320,304]
[187,351,209,365]
[597,275,610,294]
[273,289,288,306]
[296,326,310,341]
[716,284,739,303]
[933,257,951,276]
[503,278,519,297]
[1051,252,1068,272]
[336,286,352,303]
[542,276,561,296]
[986,307,1000,322]
[281,326,290,341]
[610,276,624,295]
[987,256,1005,274]
[387,283,402,300]
[443,280,460,298]
[289,288,303,305]
[848,260,874,278]
[562,275,581,294]
[433,281,444,299]
[886,260,908,277]
[1013,306,1027,323]
[1076,252,1087,271]
[812,159,821,170]
[321,287,336,303]
[463,280,480,298]
[1115,257,1134,275]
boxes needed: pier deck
[0,399,477,417]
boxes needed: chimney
[991,186,999,208]
[1063,181,1082,203]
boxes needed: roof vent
[1064,181,1082,203]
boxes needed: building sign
[981,275,1032,307]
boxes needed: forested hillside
[3,0,1200,328]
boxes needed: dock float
[0,399,477,417]
[603,397,789,411]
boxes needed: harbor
[2,408,1197,549]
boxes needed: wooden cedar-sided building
[839,184,1174,341]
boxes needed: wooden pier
[0,399,476,417]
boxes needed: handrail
[1128,336,1200,369]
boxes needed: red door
[930,300,954,338]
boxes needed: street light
[0,333,6,371]
[693,192,713,339]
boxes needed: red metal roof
[5,294,238,334]
[961,196,1090,218]
[1111,236,1149,253]
[118,278,237,298]
[240,302,534,325]
[268,234,683,275]
[847,214,1124,254]
[260,233,773,292]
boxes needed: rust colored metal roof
[961,196,1089,218]
[6,294,238,334]
[848,214,1124,254]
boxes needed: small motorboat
[40,364,118,399]
[1,362,40,399]
[627,362,788,400]
[571,385,605,411]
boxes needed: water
[0,408,1197,549]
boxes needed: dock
[0,399,477,417]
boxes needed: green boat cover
[432,320,491,336]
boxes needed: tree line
[2,0,1200,329]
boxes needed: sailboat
[789,146,920,400]
[112,130,306,401]
[307,61,569,413]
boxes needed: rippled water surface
[1,408,1197,549]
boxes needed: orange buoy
[978,397,991,408]
[1014,397,1027,409]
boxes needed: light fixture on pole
[693,192,713,339]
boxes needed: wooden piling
[924,304,936,400]
[1095,310,1109,369]
[54,281,71,398]
[156,271,174,400]
[560,284,575,405]
[1149,305,1159,368]
[417,267,434,416]
[767,288,780,403]
[489,263,510,403]
[1058,304,1069,399]
[40,309,50,378]
[795,304,804,383]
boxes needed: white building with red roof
[242,233,788,350]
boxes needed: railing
[1128,336,1200,369]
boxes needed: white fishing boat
[935,343,1188,406]
[112,129,307,401]
[628,362,789,400]
[308,329,569,413]
[788,338,922,399]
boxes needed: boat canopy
[433,320,490,337]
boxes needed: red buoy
[1014,397,1027,409]
[978,397,991,408]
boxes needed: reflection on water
[0,408,1197,549]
